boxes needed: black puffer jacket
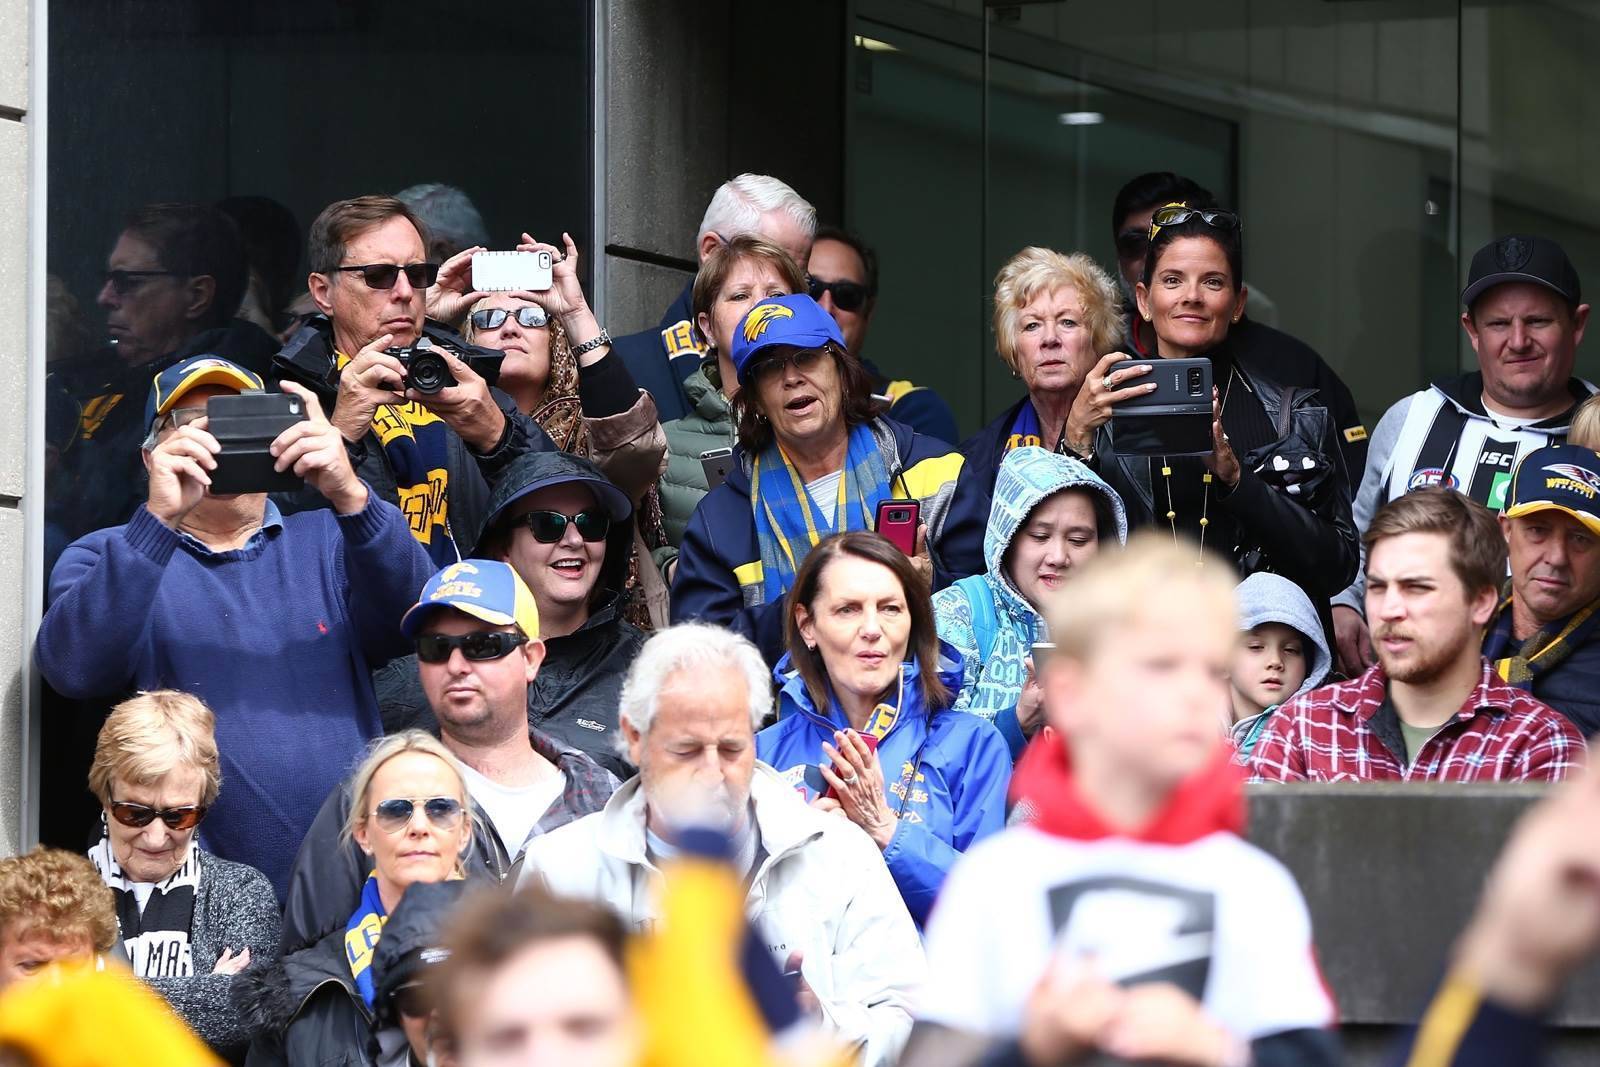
[530,588,644,779]
[239,929,373,1067]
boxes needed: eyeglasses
[156,407,209,435]
[1148,205,1243,241]
[104,269,183,296]
[520,509,611,544]
[109,801,207,831]
[471,306,549,331]
[392,981,431,1019]
[372,796,465,834]
[415,631,529,663]
[807,275,871,314]
[333,262,441,290]
[751,346,829,387]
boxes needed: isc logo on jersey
[1407,467,1459,491]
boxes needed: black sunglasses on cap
[471,306,549,330]
[372,796,465,834]
[334,262,441,290]
[415,631,528,663]
[110,801,207,831]
[391,981,431,1019]
[807,275,871,314]
[519,509,611,544]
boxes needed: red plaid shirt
[1248,659,1586,782]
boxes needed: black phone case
[1109,357,1214,456]
[206,393,309,495]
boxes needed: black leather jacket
[240,929,375,1067]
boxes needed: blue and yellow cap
[728,293,845,387]
[400,559,541,640]
[145,354,265,433]
[1503,443,1600,538]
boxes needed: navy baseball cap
[1503,444,1600,538]
[729,294,845,387]
[400,559,541,639]
[145,355,264,433]
[1462,235,1581,309]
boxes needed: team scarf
[344,873,389,1009]
[336,352,459,568]
[1005,400,1066,454]
[88,832,200,979]
[751,421,892,602]
[1483,588,1600,689]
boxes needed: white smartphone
[471,250,554,292]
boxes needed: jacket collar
[772,644,963,737]
[724,416,913,498]
[1328,659,1513,721]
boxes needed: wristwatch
[570,329,612,358]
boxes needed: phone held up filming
[1108,356,1214,457]
[471,250,554,293]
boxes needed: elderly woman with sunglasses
[86,690,280,1059]
[462,232,670,630]
[245,731,473,1067]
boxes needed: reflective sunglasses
[372,796,465,834]
[156,407,209,434]
[807,275,871,314]
[392,981,431,1019]
[109,801,207,831]
[333,262,440,290]
[751,346,829,387]
[471,306,548,331]
[520,509,611,544]
[104,269,183,296]
[1148,205,1242,241]
[415,631,528,663]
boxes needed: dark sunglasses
[520,509,611,544]
[1115,227,1149,259]
[372,796,465,834]
[104,269,183,296]
[392,981,431,1019]
[415,631,528,663]
[752,346,829,386]
[806,275,871,314]
[109,801,207,831]
[334,262,440,290]
[471,306,548,330]
[1148,205,1242,240]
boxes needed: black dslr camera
[384,336,505,396]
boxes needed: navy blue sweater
[37,494,433,898]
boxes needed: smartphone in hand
[875,499,920,555]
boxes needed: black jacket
[941,396,1033,583]
[240,929,374,1067]
[530,588,644,779]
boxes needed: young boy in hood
[1228,573,1332,759]
[904,535,1338,1067]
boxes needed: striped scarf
[1484,589,1600,688]
[344,873,388,1009]
[751,421,891,602]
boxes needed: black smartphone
[699,447,734,492]
[206,392,309,495]
[1109,356,1213,456]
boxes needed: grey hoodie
[1230,572,1332,754]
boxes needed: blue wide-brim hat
[729,293,845,387]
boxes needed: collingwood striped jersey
[1334,372,1598,611]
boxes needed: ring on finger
[841,772,859,786]
[1102,373,1115,391]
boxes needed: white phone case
[471,250,554,292]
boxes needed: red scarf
[1011,734,1246,846]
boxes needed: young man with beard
[1250,488,1585,782]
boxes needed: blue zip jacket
[755,646,1012,927]
[612,281,698,422]
[670,415,966,666]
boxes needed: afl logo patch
[1408,467,1458,491]
[1495,236,1531,272]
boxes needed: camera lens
[406,351,454,395]
[1188,368,1204,395]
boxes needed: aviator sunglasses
[371,796,465,834]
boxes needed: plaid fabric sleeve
[1248,699,1310,782]
[1516,714,1587,782]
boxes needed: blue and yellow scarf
[344,873,387,1009]
[751,421,891,602]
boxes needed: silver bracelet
[570,328,612,358]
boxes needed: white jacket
[519,763,926,1067]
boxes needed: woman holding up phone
[756,532,1011,927]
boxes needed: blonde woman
[86,690,278,1056]
[940,247,1128,579]
[245,731,472,1067]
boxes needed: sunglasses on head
[415,631,528,663]
[333,262,440,290]
[471,306,549,331]
[372,796,465,834]
[392,981,432,1019]
[110,801,207,831]
[752,346,829,387]
[1148,205,1242,241]
[104,269,183,296]
[806,275,871,314]
[519,509,611,544]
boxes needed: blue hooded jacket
[932,447,1128,757]
[755,645,1012,927]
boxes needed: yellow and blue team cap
[1503,443,1600,538]
[729,293,845,387]
[145,354,265,432]
[400,559,541,639]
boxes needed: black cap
[1462,235,1581,308]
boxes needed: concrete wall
[0,0,33,856]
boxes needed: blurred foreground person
[0,848,117,993]
[904,536,1339,1067]
[0,964,220,1067]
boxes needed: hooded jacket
[1335,371,1599,613]
[1229,572,1333,756]
[756,647,1012,927]
[919,739,1340,1067]
[671,415,965,666]
[933,447,1128,753]
[518,764,927,1067]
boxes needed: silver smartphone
[699,447,734,491]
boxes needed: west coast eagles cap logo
[1495,236,1532,272]
[742,303,795,343]
[1542,462,1600,499]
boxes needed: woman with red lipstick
[756,532,1012,927]
[1062,204,1357,614]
